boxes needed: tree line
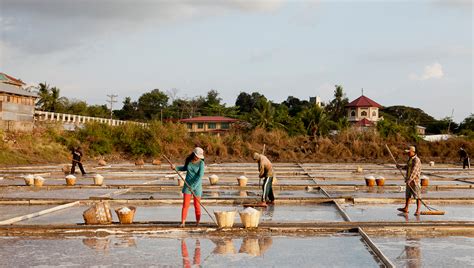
[35,83,473,139]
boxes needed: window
[7,96,10,102]
[208,123,216,129]
[372,111,377,117]
[221,122,230,129]
[197,123,204,129]
[361,111,367,117]
[350,110,356,117]
[187,123,193,129]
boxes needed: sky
[0,0,472,122]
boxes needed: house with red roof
[179,116,238,135]
[345,95,382,127]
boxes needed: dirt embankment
[0,124,472,166]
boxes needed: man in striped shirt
[397,146,422,216]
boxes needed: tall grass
[0,122,472,165]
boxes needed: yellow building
[346,95,382,127]
[179,116,238,135]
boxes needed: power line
[106,94,118,120]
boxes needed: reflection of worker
[181,239,201,268]
[253,153,274,206]
[71,146,86,175]
[459,147,470,169]
[396,146,422,216]
[405,237,422,268]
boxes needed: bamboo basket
[93,175,104,186]
[115,206,136,224]
[365,178,375,186]
[239,211,261,228]
[375,177,385,186]
[214,211,237,228]
[65,177,76,186]
[83,202,113,225]
[421,178,429,186]
[209,175,219,185]
[237,176,248,187]
[24,177,34,186]
[212,239,236,255]
[34,178,44,187]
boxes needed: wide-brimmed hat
[193,147,205,159]
[404,145,416,153]
[252,152,260,160]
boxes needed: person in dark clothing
[71,146,87,175]
[459,147,470,169]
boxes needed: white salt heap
[24,175,34,180]
[376,176,385,180]
[209,174,219,180]
[241,207,259,214]
[364,175,375,180]
[238,175,247,180]
[65,175,76,179]
[118,207,131,213]
[34,176,44,181]
[94,174,104,180]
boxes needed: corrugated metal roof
[0,83,38,98]
[179,116,238,123]
[346,95,382,108]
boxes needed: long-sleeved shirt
[401,155,421,183]
[176,160,205,196]
[257,155,273,178]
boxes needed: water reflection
[181,239,201,268]
[239,236,273,256]
[82,237,111,253]
[262,204,275,220]
[396,234,422,268]
[211,238,236,255]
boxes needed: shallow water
[0,234,379,267]
[17,204,344,225]
[373,236,474,267]
[0,188,118,199]
[342,204,474,222]
[0,205,54,221]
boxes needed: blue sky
[0,0,472,122]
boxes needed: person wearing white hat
[171,147,205,227]
[396,145,422,216]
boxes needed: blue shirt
[176,160,204,196]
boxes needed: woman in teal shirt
[172,147,205,227]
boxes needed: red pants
[181,194,201,223]
[181,239,201,268]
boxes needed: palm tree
[252,100,283,130]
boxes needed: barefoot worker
[396,145,422,216]
[170,147,205,227]
[253,152,275,207]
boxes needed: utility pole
[446,108,454,134]
[106,94,118,120]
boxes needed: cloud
[409,62,444,81]
[0,0,284,55]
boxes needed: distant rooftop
[0,72,26,87]
[179,116,238,123]
[346,95,382,108]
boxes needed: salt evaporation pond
[0,234,380,267]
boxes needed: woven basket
[365,178,375,187]
[34,178,44,187]
[421,178,429,186]
[239,211,261,228]
[115,206,136,224]
[237,177,248,187]
[66,177,76,186]
[83,202,113,225]
[375,178,385,186]
[93,175,104,186]
[214,211,237,228]
[209,175,219,185]
[24,178,34,186]
[212,239,236,255]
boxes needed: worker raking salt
[170,147,205,227]
[396,145,422,216]
[253,152,275,207]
